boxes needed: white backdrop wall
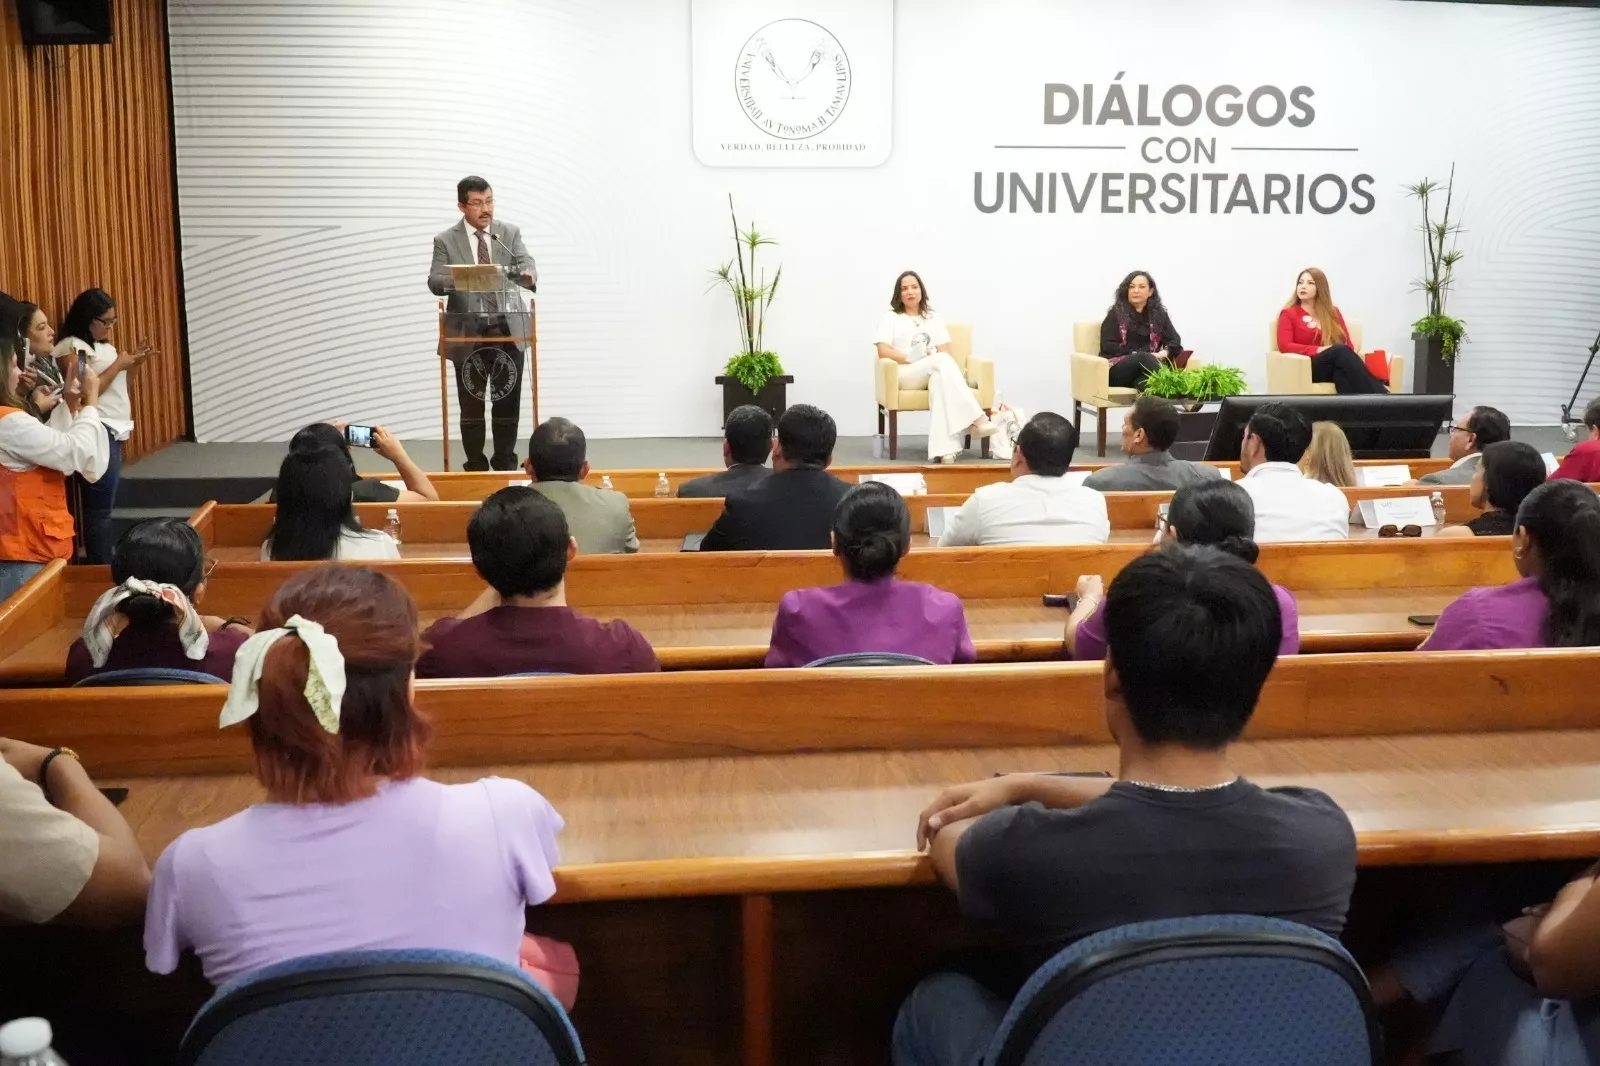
[169,0,1600,441]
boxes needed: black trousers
[1107,351,1164,389]
[1311,344,1388,394]
[454,340,525,470]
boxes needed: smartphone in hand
[345,424,376,448]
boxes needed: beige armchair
[1070,321,1139,457]
[875,322,995,460]
[1266,318,1407,393]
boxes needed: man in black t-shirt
[892,544,1358,1066]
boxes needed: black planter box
[716,375,793,427]
[1412,331,1455,396]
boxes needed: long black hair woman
[66,518,253,683]
[1424,478,1600,651]
[1436,440,1547,539]
[1067,479,1299,659]
[9,301,63,418]
[263,447,401,561]
[54,289,158,563]
[765,482,974,667]
[1098,270,1183,390]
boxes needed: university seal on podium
[461,345,520,403]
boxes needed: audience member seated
[765,482,974,668]
[676,404,773,498]
[938,412,1109,547]
[1420,406,1510,486]
[894,545,1356,1066]
[1299,421,1357,487]
[1436,440,1547,539]
[0,737,150,928]
[700,404,851,551]
[1423,479,1600,651]
[1081,395,1221,491]
[274,422,438,503]
[417,487,658,677]
[0,338,108,599]
[1098,270,1182,390]
[525,417,638,554]
[144,565,564,987]
[1066,480,1300,660]
[261,447,401,561]
[66,519,253,684]
[1552,397,1600,483]
[1276,267,1387,394]
[1237,402,1350,541]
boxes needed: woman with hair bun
[764,482,974,667]
[143,565,564,988]
[1066,479,1300,660]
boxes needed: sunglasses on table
[1377,524,1423,538]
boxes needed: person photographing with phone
[275,422,440,504]
[0,336,109,599]
[52,289,158,564]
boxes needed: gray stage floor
[125,427,1577,479]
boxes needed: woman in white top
[262,447,402,562]
[873,271,996,463]
[0,337,109,599]
[52,289,156,564]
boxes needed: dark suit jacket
[698,467,851,552]
[676,463,772,499]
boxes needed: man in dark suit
[699,405,850,552]
[427,175,537,471]
[677,404,774,498]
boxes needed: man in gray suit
[1419,406,1509,486]
[524,417,639,555]
[428,175,537,471]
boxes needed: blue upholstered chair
[802,652,937,668]
[72,667,228,687]
[177,948,585,1066]
[984,914,1380,1066]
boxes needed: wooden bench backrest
[0,649,1593,776]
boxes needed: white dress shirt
[0,407,108,480]
[1239,462,1351,542]
[461,219,492,263]
[938,474,1111,547]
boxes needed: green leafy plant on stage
[709,195,786,392]
[1140,364,1249,405]
[1405,165,1468,363]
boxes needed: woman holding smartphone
[9,302,63,419]
[53,289,156,564]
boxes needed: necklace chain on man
[1122,777,1238,794]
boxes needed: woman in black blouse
[1438,440,1547,538]
[1099,270,1182,389]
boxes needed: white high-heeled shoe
[968,417,1000,439]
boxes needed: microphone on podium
[491,231,536,293]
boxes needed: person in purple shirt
[417,486,658,677]
[1066,480,1300,661]
[144,565,564,988]
[765,481,975,667]
[65,519,252,684]
[1424,479,1600,652]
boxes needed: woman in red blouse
[1276,268,1388,394]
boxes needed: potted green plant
[709,195,791,424]
[1139,364,1248,410]
[1405,165,1467,395]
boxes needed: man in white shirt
[1237,403,1350,542]
[939,412,1109,547]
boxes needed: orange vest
[0,407,75,562]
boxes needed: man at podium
[427,175,538,471]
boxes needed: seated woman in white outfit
[261,447,401,562]
[873,271,996,463]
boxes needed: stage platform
[113,427,1572,530]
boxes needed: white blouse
[0,407,109,480]
[259,528,402,561]
[874,310,951,363]
[50,339,133,441]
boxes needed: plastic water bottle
[385,508,402,547]
[600,475,615,491]
[654,473,671,498]
[0,1017,69,1065]
[1430,492,1447,526]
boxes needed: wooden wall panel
[0,0,186,460]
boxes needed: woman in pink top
[1067,480,1300,661]
[1424,479,1600,651]
[1276,268,1388,394]
[144,565,563,988]
[765,482,975,667]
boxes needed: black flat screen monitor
[1202,394,1455,462]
